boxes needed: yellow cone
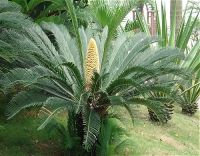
[85,38,100,90]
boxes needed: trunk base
[182,103,198,115]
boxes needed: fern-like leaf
[82,107,101,151]
[6,90,48,119]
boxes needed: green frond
[108,96,125,106]
[60,62,84,89]
[141,85,172,95]
[135,11,150,35]
[38,97,76,130]
[33,80,73,101]
[39,75,74,97]
[6,90,48,119]
[0,0,21,12]
[118,66,154,79]
[106,79,139,95]
[104,33,158,86]
[123,104,134,125]
[90,0,137,68]
[76,92,90,114]
[0,0,33,29]
[0,66,49,93]
[127,97,173,123]
[43,97,76,112]
[41,22,84,72]
[64,0,84,69]
[143,47,184,65]
[97,117,126,156]
[124,19,140,32]
[38,107,64,131]
[182,41,200,70]
[83,108,101,151]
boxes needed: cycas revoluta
[0,0,187,154]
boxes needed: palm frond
[64,0,84,69]
[60,62,84,89]
[6,90,48,119]
[83,107,101,151]
[127,97,173,123]
[0,0,33,30]
[104,33,158,87]
[90,0,137,68]
[38,97,76,130]
[106,78,139,95]
[97,117,126,156]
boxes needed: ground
[113,106,200,156]
[0,103,199,156]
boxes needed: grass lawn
[0,113,63,156]
[0,99,199,156]
[113,106,200,156]
[0,95,63,156]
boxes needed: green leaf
[169,0,176,47]
[64,0,83,70]
[106,78,139,95]
[6,90,48,119]
[109,96,124,105]
[136,11,150,35]
[161,1,168,46]
[83,108,101,151]
[127,97,173,123]
[37,107,63,130]
[60,62,83,85]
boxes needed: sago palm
[176,41,200,115]
[0,0,187,154]
[128,0,199,118]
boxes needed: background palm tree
[124,0,200,118]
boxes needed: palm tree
[176,40,200,115]
[129,1,199,117]
[0,0,186,154]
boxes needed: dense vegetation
[0,0,199,155]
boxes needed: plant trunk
[148,103,174,123]
[182,103,198,115]
[75,113,85,143]
[148,109,160,122]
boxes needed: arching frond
[6,90,48,119]
[0,0,33,30]
[89,0,137,67]
[83,107,101,151]
[126,97,173,123]
[38,97,76,130]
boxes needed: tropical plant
[176,40,200,115]
[129,0,199,49]
[89,0,138,63]
[177,75,200,115]
[96,117,129,155]
[9,0,89,35]
[0,0,187,154]
[128,0,200,118]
